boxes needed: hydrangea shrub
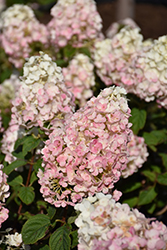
[0,1,167,249]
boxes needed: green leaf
[151,165,161,174]
[141,170,156,182]
[22,214,50,244]
[47,205,56,220]
[64,45,76,58]
[159,153,167,169]
[143,130,167,151]
[124,182,142,193]
[123,197,138,208]
[33,158,43,173]
[22,136,41,155]
[49,225,71,250]
[138,186,157,205]
[30,171,38,185]
[3,159,27,175]
[19,186,35,205]
[147,203,156,214]
[157,172,167,185]
[71,230,78,248]
[8,175,23,186]
[129,108,147,134]
[39,245,50,250]
[67,215,78,225]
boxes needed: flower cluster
[62,53,95,107]
[122,134,149,178]
[12,52,75,129]
[4,232,23,249]
[1,114,25,163]
[48,0,103,49]
[93,26,143,86]
[0,4,49,68]
[0,165,9,228]
[75,193,167,250]
[106,18,139,39]
[140,35,167,109]
[0,74,21,110]
[38,86,132,207]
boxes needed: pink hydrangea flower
[75,193,167,250]
[12,52,75,129]
[0,4,49,68]
[92,26,143,86]
[122,133,149,178]
[38,86,132,207]
[48,0,103,49]
[62,53,95,107]
[106,18,139,39]
[0,203,9,228]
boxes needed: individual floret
[62,54,95,107]
[38,86,132,207]
[75,193,167,250]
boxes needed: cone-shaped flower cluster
[63,53,95,107]
[75,193,167,250]
[48,0,103,49]
[122,134,149,178]
[0,4,49,68]
[93,26,143,86]
[12,52,75,129]
[0,164,9,228]
[38,86,132,207]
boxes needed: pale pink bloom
[75,193,167,250]
[39,86,131,207]
[48,0,103,49]
[0,4,49,68]
[63,54,95,107]
[122,133,149,178]
[0,204,9,228]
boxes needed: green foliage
[49,225,71,250]
[138,186,157,206]
[18,186,35,205]
[3,159,27,175]
[22,214,51,244]
[129,108,147,134]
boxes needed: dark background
[96,0,167,39]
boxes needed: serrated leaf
[19,186,35,205]
[138,186,157,205]
[129,108,147,134]
[157,172,167,185]
[22,136,41,155]
[8,175,23,186]
[123,197,138,208]
[141,170,156,182]
[71,230,78,248]
[124,182,142,193]
[49,225,71,250]
[22,214,50,244]
[3,159,27,175]
[159,153,167,169]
